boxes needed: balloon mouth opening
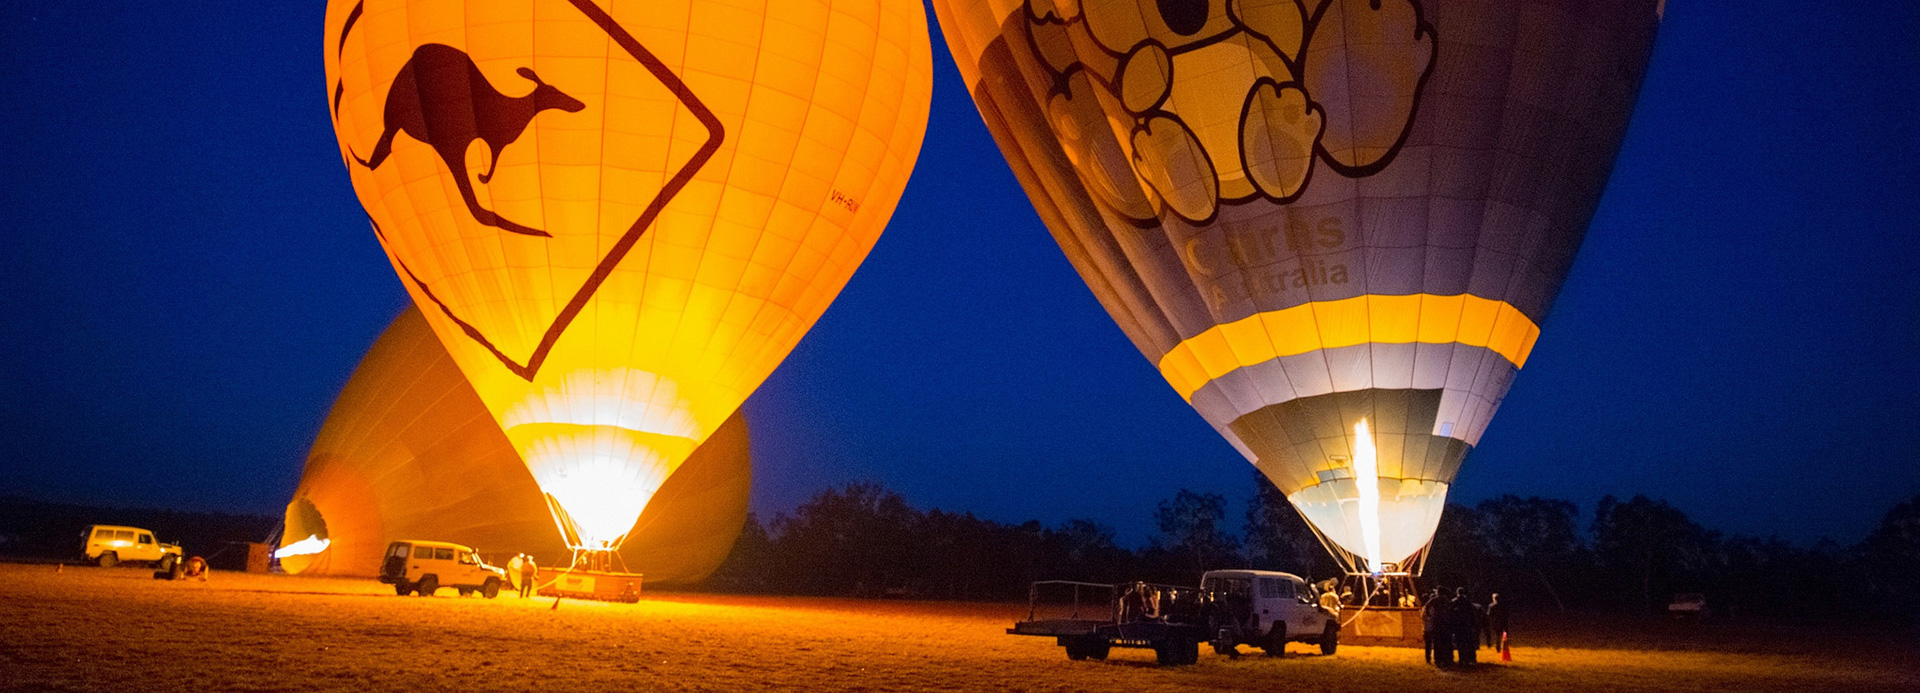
[1288,479,1449,575]
[499,367,705,552]
[515,425,682,552]
[276,497,331,573]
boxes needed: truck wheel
[157,555,177,572]
[482,578,501,599]
[416,575,438,597]
[1154,640,1177,665]
[394,583,412,596]
[1156,636,1198,666]
[96,552,118,569]
[1265,623,1287,657]
[1065,639,1088,661]
[1320,623,1339,655]
[1088,640,1110,660]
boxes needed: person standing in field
[1452,587,1479,666]
[519,555,539,598]
[1489,591,1505,645]
[1486,593,1508,648]
[1423,587,1448,666]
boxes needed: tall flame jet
[930,0,1661,573]
[325,0,932,555]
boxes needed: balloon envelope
[278,307,752,584]
[325,0,932,550]
[932,0,1660,571]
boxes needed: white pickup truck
[378,540,507,598]
[83,525,183,570]
[1200,569,1341,656]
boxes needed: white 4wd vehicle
[83,525,182,570]
[378,540,506,598]
[1201,569,1341,655]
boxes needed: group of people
[1422,588,1509,667]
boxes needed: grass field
[2,562,1913,692]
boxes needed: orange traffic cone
[1500,632,1512,661]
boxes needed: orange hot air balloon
[932,0,1660,573]
[277,307,751,585]
[324,0,932,558]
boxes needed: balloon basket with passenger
[1314,527,1430,649]
[536,505,644,604]
[1329,569,1427,648]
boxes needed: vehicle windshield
[1205,577,1252,598]
[387,543,410,558]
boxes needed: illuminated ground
[2,563,1912,692]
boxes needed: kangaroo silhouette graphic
[351,43,586,238]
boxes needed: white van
[83,525,182,570]
[378,540,506,598]
[1200,569,1340,655]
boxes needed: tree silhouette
[1244,471,1337,579]
[769,483,922,596]
[1149,489,1241,579]
[1042,518,1133,583]
[1858,493,1920,618]
[1591,495,1720,614]
[1475,495,1584,612]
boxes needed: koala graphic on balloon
[1025,0,1435,224]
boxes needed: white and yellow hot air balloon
[932,0,1661,574]
[324,0,932,561]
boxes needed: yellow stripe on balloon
[1157,294,1541,402]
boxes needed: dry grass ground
[2,562,1913,692]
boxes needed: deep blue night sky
[3,2,1915,547]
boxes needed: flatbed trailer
[1007,581,1210,665]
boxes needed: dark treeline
[0,496,278,571]
[706,475,1920,624]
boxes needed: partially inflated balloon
[278,307,752,584]
[933,0,1659,571]
[325,0,932,551]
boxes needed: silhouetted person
[519,556,539,598]
[1451,587,1479,666]
[1420,587,1443,660]
[183,556,209,581]
[1486,593,1509,648]
[1122,582,1154,622]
